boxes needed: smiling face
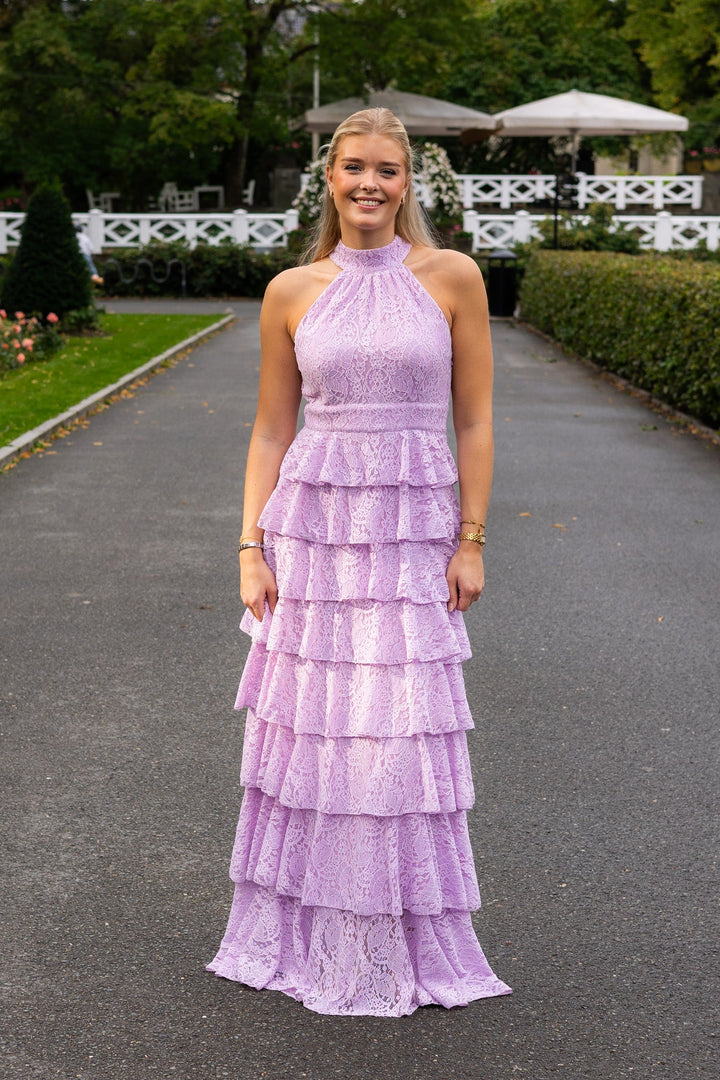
[326,133,410,248]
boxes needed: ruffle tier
[265,534,456,604]
[230,789,480,916]
[207,881,512,1016]
[258,478,458,544]
[278,427,458,488]
[240,597,470,665]
[241,710,475,816]
[237,646,473,738]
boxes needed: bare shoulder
[263,262,319,304]
[410,245,483,286]
[263,256,342,338]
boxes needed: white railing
[0,208,300,255]
[3,207,718,256]
[453,173,703,210]
[463,209,720,252]
[303,171,704,211]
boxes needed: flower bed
[519,250,720,429]
[0,309,60,375]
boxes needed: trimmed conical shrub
[1,183,92,318]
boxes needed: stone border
[0,312,235,467]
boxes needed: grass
[0,312,221,444]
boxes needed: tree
[1,182,91,317]
[440,0,651,173]
[623,0,720,150]
[315,0,475,101]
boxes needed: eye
[343,163,361,172]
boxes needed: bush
[99,241,298,298]
[519,250,720,429]
[0,308,61,375]
[0,183,92,318]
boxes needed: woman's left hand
[446,543,485,612]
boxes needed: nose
[360,172,379,190]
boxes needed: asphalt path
[1,299,718,1080]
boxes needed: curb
[0,312,235,468]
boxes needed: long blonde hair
[303,107,437,263]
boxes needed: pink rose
[0,309,6,318]
[14,311,24,319]
[22,338,34,349]
[17,353,25,363]
[12,339,20,348]
[47,312,59,324]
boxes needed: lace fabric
[208,234,511,1014]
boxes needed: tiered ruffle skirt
[207,406,511,1015]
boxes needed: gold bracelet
[458,531,486,546]
[461,520,485,529]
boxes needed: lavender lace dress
[207,235,511,1015]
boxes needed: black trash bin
[487,247,518,317]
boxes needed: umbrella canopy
[463,89,689,169]
[493,89,688,137]
[302,89,498,137]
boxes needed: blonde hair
[303,107,437,263]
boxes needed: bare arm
[445,254,494,612]
[240,271,302,620]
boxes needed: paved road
[1,302,718,1080]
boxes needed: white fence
[452,173,703,211]
[300,171,704,212]
[0,207,300,255]
[463,209,720,252]
[2,206,718,255]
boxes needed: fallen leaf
[519,512,531,517]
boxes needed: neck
[338,224,397,250]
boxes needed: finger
[446,578,458,613]
[267,583,279,614]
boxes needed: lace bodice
[295,236,452,428]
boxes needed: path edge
[518,318,720,447]
[0,312,235,467]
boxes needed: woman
[207,108,511,1015]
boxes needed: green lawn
[0,312,221,444]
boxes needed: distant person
[75,223,103,286]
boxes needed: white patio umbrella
[302,89,498,137]
[469,89,689,170]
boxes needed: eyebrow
[339,156,403,167]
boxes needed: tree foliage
[442,0,652,172]
[623,0,720,149]
[0,0,717,204]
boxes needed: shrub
[99,241,298,298]
[519,250,720,429]
[0,183,92,318]
[418,142,463,228]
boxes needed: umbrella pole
[570,130,579,173]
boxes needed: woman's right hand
[239,550,278,621]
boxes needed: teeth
[356,199,382,206]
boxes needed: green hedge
[98,241,299,298]
[519,250,720,430]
